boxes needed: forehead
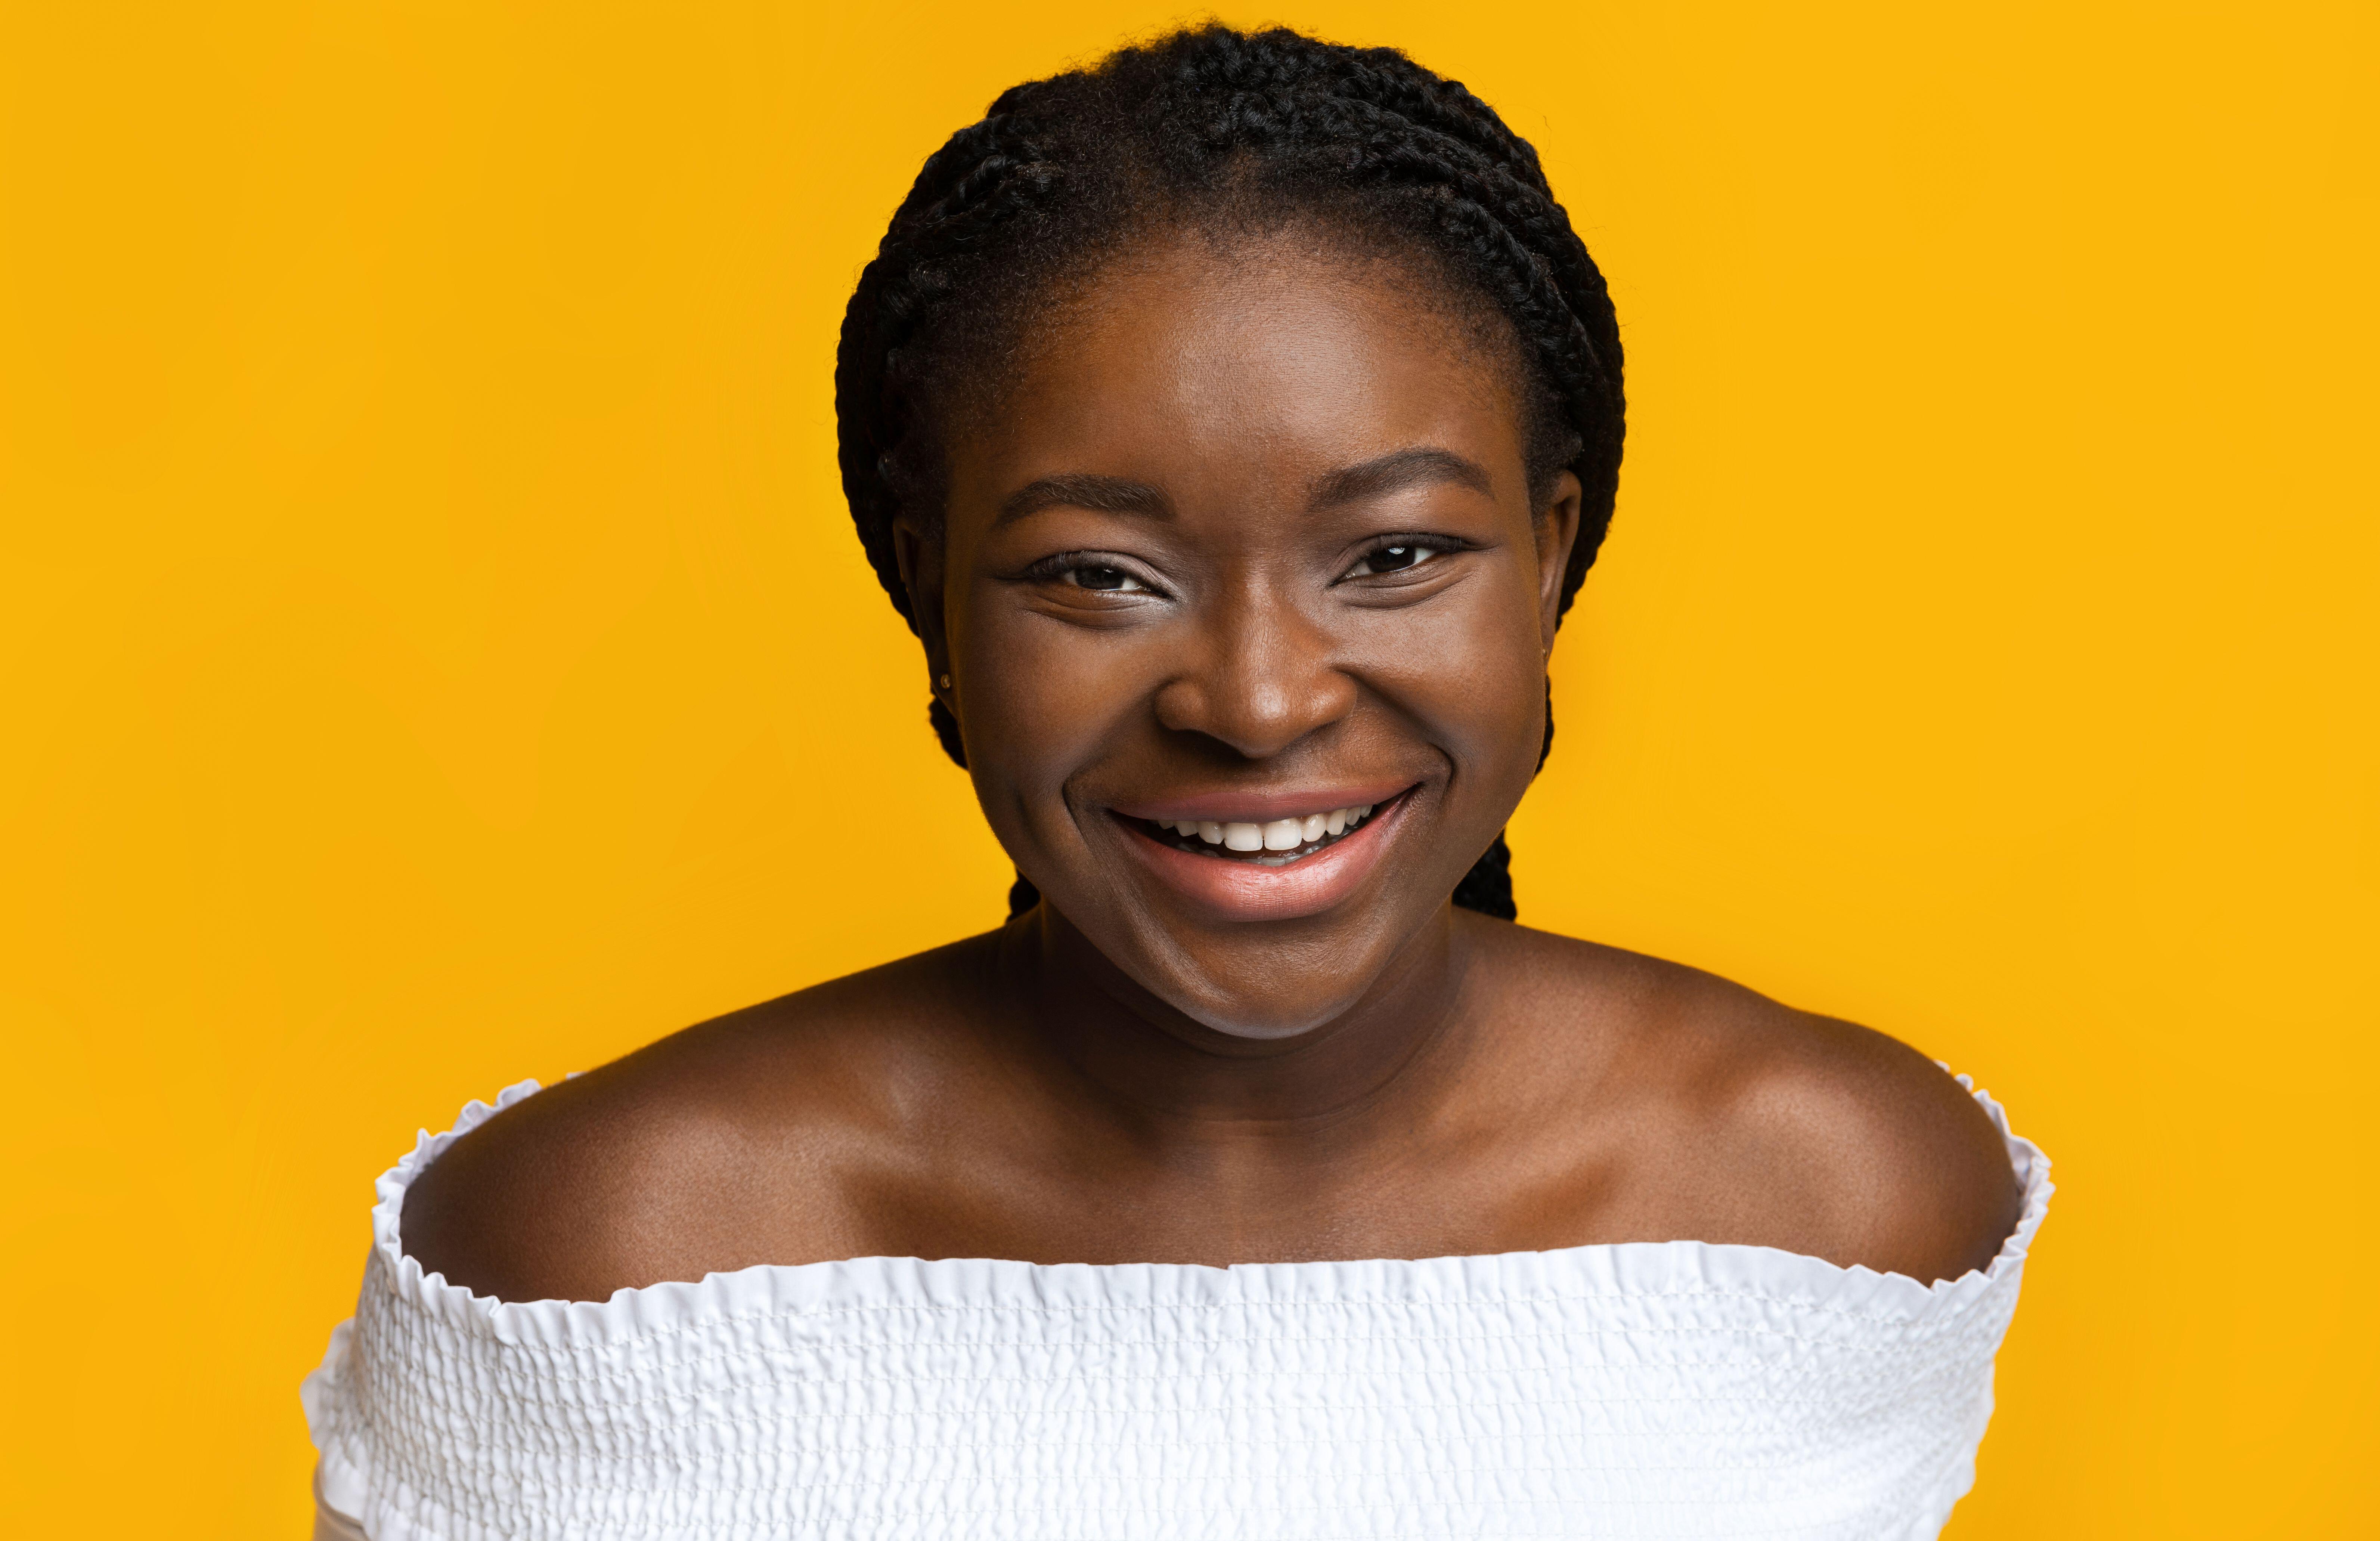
[945,235,1528,511]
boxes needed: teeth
[1155,799,1389,856]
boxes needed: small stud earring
[937,674,952,690]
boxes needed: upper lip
[1107,783,1417,824]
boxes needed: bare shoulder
[1485,923,2024,1283]
[397,933,1004,1303]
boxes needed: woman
[307,25,2048,1540]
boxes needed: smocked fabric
[305,1076,2050,1541]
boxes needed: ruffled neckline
[372,1074,2051,1349]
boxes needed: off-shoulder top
[304,1075,2051,1540]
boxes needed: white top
[306,1075,2051,1541]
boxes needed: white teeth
[1158,799,1390,854]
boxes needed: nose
[1151,581,1356,759]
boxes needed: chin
[1025,787,1477,1043]
[1169,989,1369,1043]
[1091,903,1435,1046]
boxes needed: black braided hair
[837,25,1624,924]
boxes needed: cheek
[948,593,1147,825]
[1357,578,1550,793]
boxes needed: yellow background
[3,1,2374,1535]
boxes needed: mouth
[1104,785,1420,923]
[1130,799,1385,867]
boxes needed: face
[897,235,1581,1040]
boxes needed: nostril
[1152,669,1357,760]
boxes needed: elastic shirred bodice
[305,1076,2050,1541]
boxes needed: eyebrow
[1305,447,1494,511]
[989,446,1494,529]
[995,474,1173,527]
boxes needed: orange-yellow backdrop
[3,1,2374,1535]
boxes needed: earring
[937,674,952,691]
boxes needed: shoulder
[1481,923,2024,1282]
[397,934,1003,1303]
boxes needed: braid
[835,110,1067,627]
[837,24,1624,921]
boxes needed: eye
[1063,564,1145,592]
[1020,552,1162,595]
[1343,539,1457,578]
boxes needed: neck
[996,902,1479,1144]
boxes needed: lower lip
[1109,792,1413,923]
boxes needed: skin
[399,233,2022,1307]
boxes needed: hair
[836,24,1623,922]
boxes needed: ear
[1533,470,1585,655]
[891,516,952,689]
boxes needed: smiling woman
[301,24,2045,1541]
[907,236,1578,960]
